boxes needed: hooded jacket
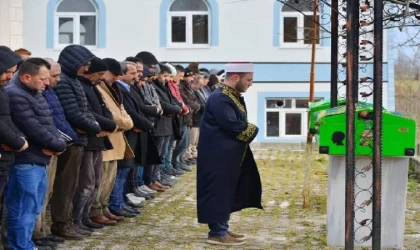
[54,45,101,146]
[0,51,25,167]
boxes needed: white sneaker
[126,193,145,204]
[139,185,157,194]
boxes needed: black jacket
[55,45,101,146]
[5,79,67,165]
[132,85,159,120]
[151,80,182,137]
[129,84,161,166]
[117,81,154,168]
[179,80,200,126]
[193,90,207,127]
[0,87,25,168]
[79,76,117,151]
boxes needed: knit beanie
[142,66,152,78]
[0,51,18,75]
[85,57,108,74]
[135,51,158,65]
[102,58,123,76]
[158,63,171,74]
[164,63,177,76]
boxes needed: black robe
[196,84,263,224]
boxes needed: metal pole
[303,0,318,208]
[372,0,384,248]
[330,0,338,107]
[345,0,358,247]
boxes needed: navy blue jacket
[43,87,78,143]
[55,45,101,146]
[5,78,67,165]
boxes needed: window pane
[267,112,280,137]
[282,0,314,12]
[80,16,96,46]
[57,0,96,12]
[171,16,186,42]
[170,0,208,11]
[266,99,292,108]
[283,17,298,43]
[285,113,302,135]
[304,15,320,44]
[193,15,209,44]
[296,99,309,108]
[59,18,74,44]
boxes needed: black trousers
[72,151,103,223]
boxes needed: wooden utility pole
[302,0,318,208]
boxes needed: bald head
[45,58,61,87]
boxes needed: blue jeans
[172,125,190,168]
[208,222,229,238]
[6,164,47,250]
[164,139,175,171]
[137,166,144,186]
[109,167,130,211]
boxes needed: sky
[393,26,419,58]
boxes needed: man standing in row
[75,58,117,232]
[196,63,262,246]
[91,58,135,224]
[51,45,100,239]
[0,50,27,200]
[33,58,78,248]
[5,58,68,250]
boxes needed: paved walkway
[53,150,419,249]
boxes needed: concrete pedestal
[327,156,409,249]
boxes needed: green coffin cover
[315,103,416,157]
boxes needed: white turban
[224,62,254,73]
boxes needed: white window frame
[167,10,211,48]
[54,11,98,49]
[265,98,315,138]
[280,11,320,48]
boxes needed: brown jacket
[97,82,134,161]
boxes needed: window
[168,0,209,47]
[281,0,319,46]
[55,0,97,47]
[265,97,323,138]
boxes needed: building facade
[0,0,396,144]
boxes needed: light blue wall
[273,0,331,47]
[159,0,219,47]
[173,62,389,83]
[257,91,330,143]
[387,28,396,111]
[46,0,107,48]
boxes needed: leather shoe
[109,208,137,218]
[33,238,57,247]
[46,234,65,243]
[123,205,140,215]
[154,181,170,190]
[51,226,84,240]
[82,218,104,229]
[72,224,91,236]
[103,212,125,222]
[148,183,165,192]
[90,215,117,226]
